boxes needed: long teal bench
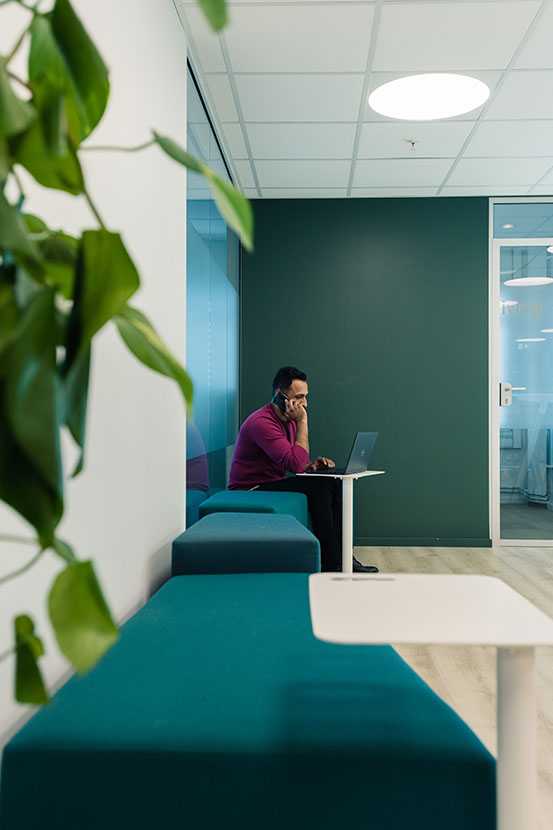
[172,512,320,575]
[199,489,309,527]
[0,573,495,829]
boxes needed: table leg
[497,646,536,830]
[341,477,353,573]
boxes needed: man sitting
[228,366,377,573]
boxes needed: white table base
[297,470,385,572]
[342,476,354,574]
[497,646,536,830]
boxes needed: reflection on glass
[495,202,553,239]
[500,243,553,539]
[186,70,240,527]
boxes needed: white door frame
[489,197,553,545]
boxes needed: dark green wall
[240,197,490,546]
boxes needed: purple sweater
[228,404,310,490]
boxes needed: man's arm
[250,409,310,473]
[286,399,309,454]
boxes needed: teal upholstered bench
[0,574,495,830]
[199,489,308,527]
[172,512,320,575]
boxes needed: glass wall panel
[495,202,553,238]
[186,70,240,526]
[494,201,553,539]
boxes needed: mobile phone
[272,391,288,414]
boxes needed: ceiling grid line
[218,34,263,196]
[346,0,384,196]
[173,0,245,191]
[436,0,550,194]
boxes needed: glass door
[493,238,553,544]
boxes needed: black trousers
[257,476,342,571]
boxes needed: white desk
[309,573,553,830]
[298,470,385,572]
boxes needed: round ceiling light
[504,277,553,287]
[547,246,553,254]
[368,73,490,121]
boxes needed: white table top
[297,470,386,480]
[309,573,553,647]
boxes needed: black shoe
[353,557,379,573]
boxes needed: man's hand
[285,398,307,422]
[306,456,336,471]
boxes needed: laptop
[303,432,378,475]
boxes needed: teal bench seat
[172,512,320,575]
[199,489,309,527]
[0,574,495,830]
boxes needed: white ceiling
[175,0,553,199]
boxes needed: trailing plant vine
[0,0,249,704]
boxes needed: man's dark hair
[272,366,307,393]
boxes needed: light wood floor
[355,544,553,830]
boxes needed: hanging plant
[0,0,250,704]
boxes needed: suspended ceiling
[176,0,553,199]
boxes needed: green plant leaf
[63,347,90,476]
[115,305,193,407]
[204,168,254,252]
[14,614,49,705]
[13,96,84,195]
[0,283,19,357]
[152,132,203,173]
[62,231,139,470]
[52,536,77,563]
[197,0,228,32]
[0,288,63,545]
[23,214,78,298]
[69,230,140,348]
[0,389,61,546]
[48,560,118,673]
[5,288,63,497]
[0,58,35,139]
[0,137,9,180]
[28,0,109,143]
[153,131,253,251]
[0,191,43,276]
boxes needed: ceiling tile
[365,71,502,122]
[182,6,226,72]
[221,123,248,159]
[353,158,452,187]
[260,189,348,199]
[447,157,553,186]
[484,70,553,120]
[225,5,374,73]
[204,75,239,121]
[441,186,530,196]
[235,159,256,188]
[373,2,540,72]
[467,120,553,157]
[351,187,438,198]
[358,121,473,158]
[255,160,351,188]
[235,75,364,122]
[515,1,553,69]
[245,123,356,160]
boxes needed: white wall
[0,0,188,739]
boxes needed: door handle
[500,382,513,406]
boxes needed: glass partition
[186,69,240,526]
